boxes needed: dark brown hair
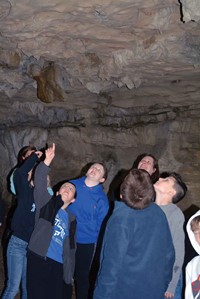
[17,145,36,166]
[120,169,155,209]
[170,172,187,203]
[161,172,187,203]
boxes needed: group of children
[2,143,108,299]
[0,144,199,299]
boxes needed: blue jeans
[174,273,183,299]
[2,235,28,299]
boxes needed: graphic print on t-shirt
[52,214,67,246]
[46,209,69,263]
[192,274,200,299]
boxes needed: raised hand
[44,143,55,166]
[35,150,43,159]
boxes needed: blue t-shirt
[46,208,69,263]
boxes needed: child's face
[193,229,200,246]
[138,156,156,176]
[154,176,176,196]
[58,183,76,203]
[86,163,105,183]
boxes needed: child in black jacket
[27,143,76,299]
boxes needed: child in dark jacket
[27,143,76,299]
[94,169,175,299]
[2,148,42,299]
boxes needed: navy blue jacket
[94,201,175,299]
[11,153,39,242]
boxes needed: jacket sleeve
[17,153,38,176]
[94,218,129,299]
[164,222,176,292]
[14,153,39,194]
[166,213,185,294]
[34,161,51,210]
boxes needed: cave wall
[0,99,199,212]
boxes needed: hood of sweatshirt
[186,210,200,255]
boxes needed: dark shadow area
[107,168,130,213]
[88,209,111,299]
[178,0,184,23]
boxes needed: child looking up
[27,144,76,299]
[185,210,200,299]
[68,162,109,299]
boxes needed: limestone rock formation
[0,0,199,211]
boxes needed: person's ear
[71,198,75,203]
[99,178,105,183]
[120,194,122,199]
[168,188,176,198]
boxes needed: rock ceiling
[1,0,200,111]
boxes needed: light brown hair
[191,215,200,232]
[120,169,155,209]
